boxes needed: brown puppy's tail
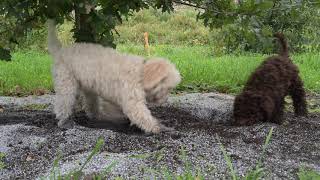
[274,32,289,57]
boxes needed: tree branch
[172,0,205,9]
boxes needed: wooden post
[144,32,150,56]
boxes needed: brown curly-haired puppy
[233,33,307,126]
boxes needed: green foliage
[12,6,320,55]
[211,1,320,54]
[115,8,210,46]
[2,0,319,53]
[0,0,174,49]
[9,8,213,51]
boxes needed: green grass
[0,46,319,96]
[121,44,320,94]
[0,152,5,170]
[21,104,49,110]
[298,168,320,180]
[0,51,53,96]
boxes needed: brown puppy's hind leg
[289,76,307,116]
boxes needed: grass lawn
[0,45,319,96]
[0,51,53,96]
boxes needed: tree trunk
[73,3,95,43]
[0,47,11,61]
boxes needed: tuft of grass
[217,127,274,179]
[21,104,49,110]
[0,152,5,170]
[298,168,320,180]
[43,137,118,180]
[140,146,205,179]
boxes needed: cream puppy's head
[143,58,181,105]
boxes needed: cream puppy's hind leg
[82,90,99,119]
[53,65,79,128]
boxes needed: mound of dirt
[0,93,319,179]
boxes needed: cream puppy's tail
[47,19,62,55]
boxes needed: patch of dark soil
[0,109,56,128]
[0,108,145,135]
[74,111,145,135]
[150,106,228,130]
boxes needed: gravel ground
[0,93,319,179]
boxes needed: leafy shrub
[4,5,320,55]
[215,1,320,54]
[17,21,74,52]
[114,8,211,46]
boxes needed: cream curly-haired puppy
[47,19,181,134]
[86,58,181,125]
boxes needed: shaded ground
[0,94,319,179]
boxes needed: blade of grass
[78,137,105,173]
[216,134,237,180]
[256,127,274,168]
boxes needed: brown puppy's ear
[143,61,168,90]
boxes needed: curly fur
[85,57,181,124]
[47,19,181,133]
[233,32,307,126]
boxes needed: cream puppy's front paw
[137,117,162,134]
[58,120,75,129]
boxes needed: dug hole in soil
[0,93,319,179]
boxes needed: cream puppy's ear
[143,59,169,90]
